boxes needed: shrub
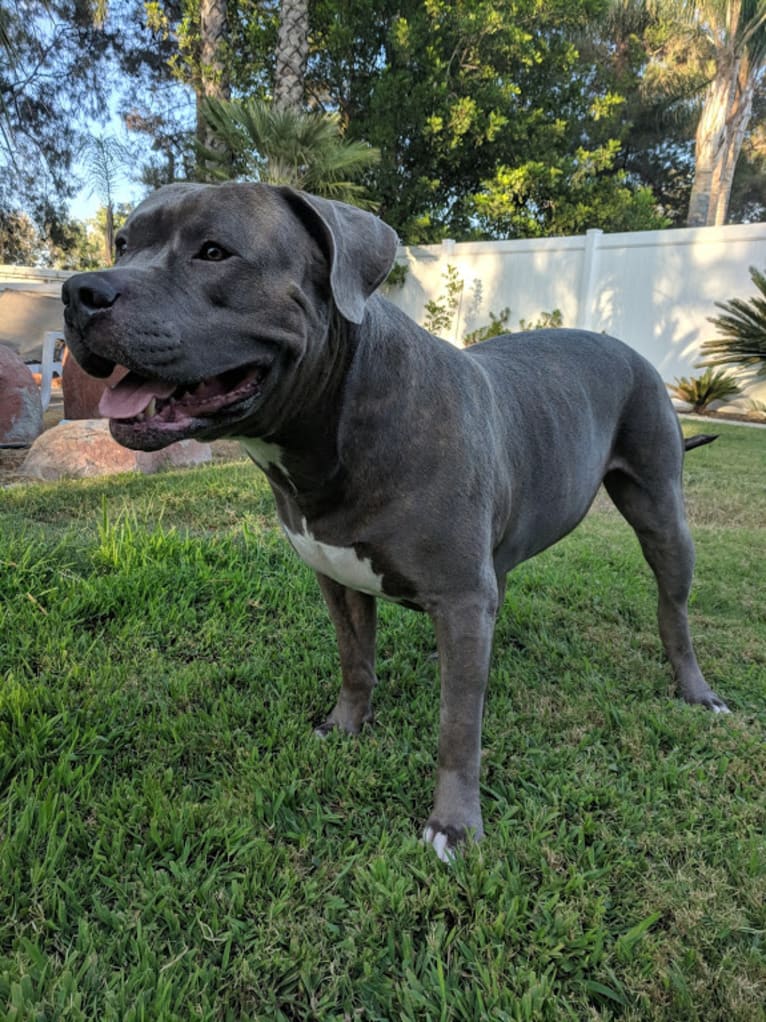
[420,262,563,344]
[463,308,511,346]
[423,264,463,335]
[517,308,564,331]
[668,367,742,413]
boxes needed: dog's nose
[62,273,121,328]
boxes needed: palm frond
[78,134,134,206]
[200,98,380,208]
[699,265,766,377]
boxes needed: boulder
[19,419,212,481]
[0,345,43,447]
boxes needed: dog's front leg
[424,589,498,862]
[315,574,377,736]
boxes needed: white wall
[389,223,766,408]
[0,265,70,288]
[5,223,766,409]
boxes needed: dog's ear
[279,188,398,324]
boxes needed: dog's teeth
[146,398,156,417]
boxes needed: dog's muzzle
[62,272,122,335]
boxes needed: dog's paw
[314,720,337,738]
[422,820,472,864]
[684,689,730,714]
[314,709,373,738]
[708,697,731,714]
[423,825,458,864]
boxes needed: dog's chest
[240,437,386,597]
[282,518,385,597]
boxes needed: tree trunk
[196,0,231,156]
[104,204,114,265]
[274,0,309,112]
[687,50,755,227]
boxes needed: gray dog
[62,182,728,862]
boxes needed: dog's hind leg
[603,469,729,712]
[315,575,378,735]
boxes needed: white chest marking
[283,519,385,597]
[238,438,295,490]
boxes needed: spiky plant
[199,98,380,209]
[699,265,766,378]
[668,367,742,413]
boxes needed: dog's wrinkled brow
[123,208,170,248]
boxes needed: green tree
[1,0,187,261]
[1,1,111,224]
[146,0,275,174]
[575,1,702,225]
[0,208,104,268]
[0,209,39,264]
[46,215,105,270]
[310,0,667,241]
[200,97,380,206]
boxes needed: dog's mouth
[100,362,269,449]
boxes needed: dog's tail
[684,433,719,452]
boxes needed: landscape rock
[19,419,212,480]
[0,345,43,447]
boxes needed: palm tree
[624,1,766,225]
[274,0,309,112]
[78,134,133,262]
[200,97,380,207]
[686,0,766,226]
[196,0,231,163]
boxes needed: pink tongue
[99,373,177,419]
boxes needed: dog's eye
[196,242,231,262]
[115,236,127,259]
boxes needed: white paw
[423,825,456,864]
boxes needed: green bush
[423,264,464,335]
[668,367,742,413]
[463,307,511,346]
[422,263,562,345]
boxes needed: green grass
[1,422,764,1021]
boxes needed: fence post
[578,228,602,331]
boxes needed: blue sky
[69,174,146,222]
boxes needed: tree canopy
[2,0,765,264]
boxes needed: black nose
[62,272,121,328]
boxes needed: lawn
[1,421,764,1021]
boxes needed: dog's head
[62,182,397,450]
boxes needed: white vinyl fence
[4,223,766,410]
[388,222,766,409]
